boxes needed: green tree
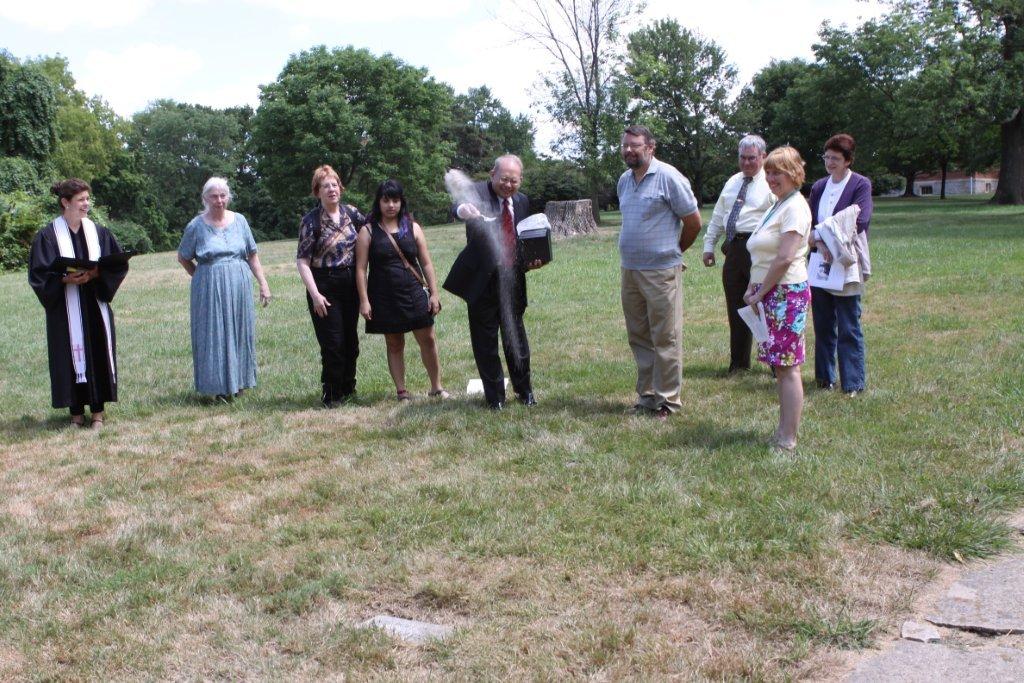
[737,9,989,196]
[219,105,284,240]
[893,0,1023,203]
[49,101,121,181]
[622,20,737,204]
[520,158,589,210]
[448,86,535,176]
[0,190,49,270]
[512,0,642,221]
[31,56,123,183]
[812,10,936,193]
[0,52,57,162]
[251,46,455,225]
[90,145,171,249]
[901,20,1000,198]
[0,156,42,193]
[132,100,247,234]
[811,6,1002,197]
[732,58,829,157]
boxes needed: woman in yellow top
[743,146,812,451]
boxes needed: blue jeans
[811,288,865,391]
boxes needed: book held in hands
[55,251,136,273]
[515,214,553,265]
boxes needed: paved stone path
[927,557,1024,635]
[849,640,1024,681]
[846,513,1024,682]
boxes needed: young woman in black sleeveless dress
[355,180,449,400]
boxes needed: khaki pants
[621,266,683,412]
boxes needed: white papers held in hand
[808,251,846,292]
[738,302,770,344]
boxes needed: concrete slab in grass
[927,558,1024,635]
[357,615,454,644]
[846,640,1024,682]
[900,621,941,643]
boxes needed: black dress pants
[308,267,359,403]
[467,269,531,405]
[69,384,104,416]
[722,235,753,371]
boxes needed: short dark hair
[51,178,91,206]
[824,133,856,163]
[623,125,655,146]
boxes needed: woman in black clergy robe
[28,178,127,428]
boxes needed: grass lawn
[0,196,1022,679]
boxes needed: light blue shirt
[617,158,699,270]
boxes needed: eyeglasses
[496,177,521,186]
[621,143,649,151]
[821,154,845,163]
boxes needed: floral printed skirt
[753,281,810,367]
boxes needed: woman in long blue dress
[177,177,271,401]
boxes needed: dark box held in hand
[516,214,552,265]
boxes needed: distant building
[913,169,999,196]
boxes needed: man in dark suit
[443,155,544,409]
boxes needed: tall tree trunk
[589,188,602,223]
[993,8,1023,205]
[583,123,603,223]
[691,173,703,210]
[992,108,1024,205]
[902,171,916,197]
[940,158,948,200]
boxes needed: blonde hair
[311,165,344,197]
[764,146,806,187]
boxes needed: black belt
[311,265,352,273]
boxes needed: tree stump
[544,199,598,237]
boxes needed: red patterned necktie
[501,198,515,267]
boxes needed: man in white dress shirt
[702,135,775,373]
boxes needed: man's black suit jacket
[443,180,529,307]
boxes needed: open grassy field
[1,197,1021,679]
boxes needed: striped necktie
[725,176,753,243]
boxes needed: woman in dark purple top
[296,164,367,407]
[807,134,873,396]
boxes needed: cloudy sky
[1,0,886,148]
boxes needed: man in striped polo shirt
[616,125,703,420]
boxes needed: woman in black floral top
[296,164,367,407]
